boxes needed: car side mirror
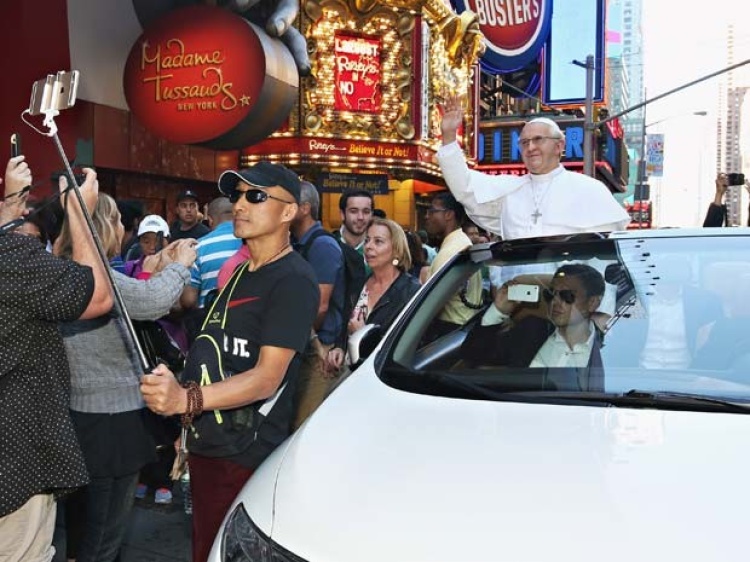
[347,324,384,367]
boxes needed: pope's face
[519,122,565,175]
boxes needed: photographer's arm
[703,173,728,228]
[62,169,113,319]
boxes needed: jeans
[64,472,139,562]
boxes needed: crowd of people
[0,101,640,562]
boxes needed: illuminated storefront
[240,0,485,229]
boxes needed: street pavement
[119,487,193,562]
[52,485,193,562]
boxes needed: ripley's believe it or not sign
[334,33,382,113]
[451,0,552,72]
[123,5,298,150]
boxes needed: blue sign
[478,123,585,163]
[317,172,389,194]
[542,0,606,105]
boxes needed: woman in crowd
[55,191,197,562]
[327,217,420,371]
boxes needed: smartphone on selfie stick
[24,71,152,372]
[10,133,21,158]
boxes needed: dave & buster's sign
[451,0,552,72]
[123,6,298,149]
[334,32,382,113]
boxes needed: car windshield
[381,232,750,409]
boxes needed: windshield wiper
[536,389,750,413]
[619,390,750,413]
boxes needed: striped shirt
[190,221,242,307]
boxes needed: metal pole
[583,55,595,177]
[598,58,750,127]
[573,56,596,176]
[51,132,152,371]
[638,89,647,229]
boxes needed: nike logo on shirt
[227,296,260,308]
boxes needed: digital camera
[727,173,745,186]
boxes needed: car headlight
[221,503,307,562]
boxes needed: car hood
[245,366,750,562]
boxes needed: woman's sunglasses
[229,188,294,205]
[542,288,577,304]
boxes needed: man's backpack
[298,230,367,344]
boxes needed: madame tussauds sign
[123,5,298,149]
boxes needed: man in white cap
[437,94,630,240]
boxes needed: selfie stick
[44,112,153,372]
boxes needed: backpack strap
[298,229,333,260]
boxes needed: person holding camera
[55,191,197,562]
[703,172,749,227]
[0,158,113,562]
[703,173,730,227]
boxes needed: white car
[210,229,750,562]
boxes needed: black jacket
[365,272,421,331]
[703,203,727,227]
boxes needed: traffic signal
[634,183,650,200]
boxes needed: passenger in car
[691,271,750,371]
[461,264,605,371]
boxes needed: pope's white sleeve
[437,142,512,235]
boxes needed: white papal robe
[437,141,630,240]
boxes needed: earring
[392,258,399,266]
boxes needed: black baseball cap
[177,189,199,203]
[218,161,301,203]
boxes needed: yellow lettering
[138,37,233,109]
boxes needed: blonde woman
[327,218,420,371]
[55,192,197,562]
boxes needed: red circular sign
[467,0,543,52]
[457,0,551,71]
[124,5,297,148]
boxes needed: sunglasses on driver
[228,188,294,205]
[542,288,578,304]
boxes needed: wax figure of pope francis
[436,95,630,240]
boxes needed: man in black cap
[171,189,210,241]
[140,161,319,562]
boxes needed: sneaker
[134,483,147,500]
[154,487,173,504]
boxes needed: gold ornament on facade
[299,0,484,144]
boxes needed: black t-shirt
[185,251,319,468]
[170,221,210,241]
[0,234,94,517]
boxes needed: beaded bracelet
[181,381,203,428]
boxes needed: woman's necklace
[247,243,291,272]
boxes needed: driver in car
[461,264,606,370]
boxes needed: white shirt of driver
[530,322,597,368]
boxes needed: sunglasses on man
[542,288,577,304]
[229,188,294,205]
